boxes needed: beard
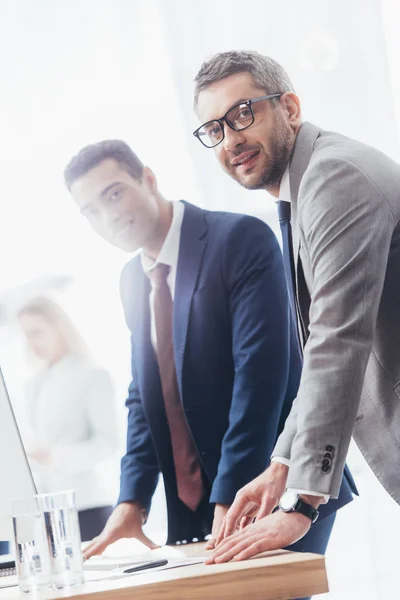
[227,111,294,192]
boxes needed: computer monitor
[0,368,36,539]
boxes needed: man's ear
[141,166,158,194]
[280,92,302,133]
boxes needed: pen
[123,559,168,574]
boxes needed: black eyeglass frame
[193,93,283,148]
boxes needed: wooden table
[0,544,329,600]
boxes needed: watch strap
[293,498,319,523]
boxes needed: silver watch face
[279,491,299,511]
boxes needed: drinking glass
[38,490,84,590]
[10,495,51,594]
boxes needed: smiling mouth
[232,151,260,168]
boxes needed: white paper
[0,574,18,589]
[83,544,191,571]
[84,556,205,583]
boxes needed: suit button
[322,464,331,473]
[324,452,333,460]
[201,451,207,456]
[322,457,332,470]
[325,445,335,454]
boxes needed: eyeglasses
[193,93,283,148]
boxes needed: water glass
[10,495,51,594]
[38,490,84,590]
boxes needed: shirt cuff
[271,456,290,467]
[288,488,330,503]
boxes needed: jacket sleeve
[271,395,300,461]
[210,216,292,504]
[285,156,393,497]
[117,352,160,514]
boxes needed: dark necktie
[277,201,297,319]
[277,201,307,348]
[148,263,204,512]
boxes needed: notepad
[84,556,205,583]
[0,574,18,589]
[83,545,187,571]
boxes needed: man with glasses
[64,140,349,573]
[193,50,400,564]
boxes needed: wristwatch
[278,491,319,524]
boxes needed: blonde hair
[18,296,91,359]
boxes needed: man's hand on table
[214,462,289,547]
[205,509,312,563]
[83,501,160,560]
[205,461,324,563]
[204,503,230,550]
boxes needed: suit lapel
[289,122,323,283]
[289,171,301,285]
[127,261,163,412]
[288,122,323,344]
[173,202,208,399]
[135,272,153,379]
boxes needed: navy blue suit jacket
[118,201,355,543]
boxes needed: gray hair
[194,50,295,109]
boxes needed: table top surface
[0,544,328,600]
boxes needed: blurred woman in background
[17,296,119,541]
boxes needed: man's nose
[222,125,247,152]
[102,205,123,226]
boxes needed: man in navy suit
[64,140,354,573]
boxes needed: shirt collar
[141,200,185,272]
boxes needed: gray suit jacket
[272,122,400,502]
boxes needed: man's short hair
[64,140,144,190]
[194,50,295,109]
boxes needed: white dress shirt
[141,200,185,349]
[273,167,329,502]
[279,165,291,203]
